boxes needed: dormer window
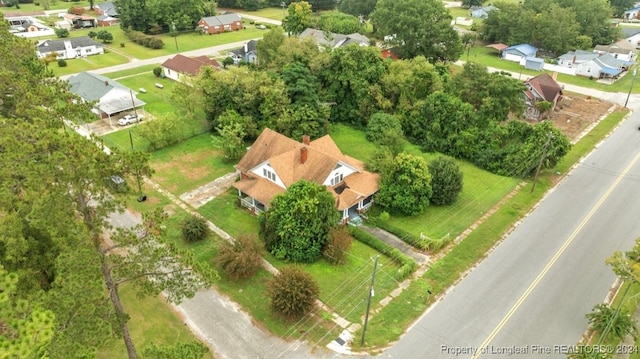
[331,173,343,186]
[263,168,276,182]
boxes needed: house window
[331,173,343,186]
[263,168,276,182]
[224,24,231,30]
[86,48,92,53]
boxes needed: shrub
[323,227,353,265]
[55,28,69,38]
[181,215,209,242]
[68,5,84,14]
[88,31,97,39]
[215,234,263,280]
[120,42,125,47]
[267,266,319,320]
[428,156,463,206]
[57,59,67,67]
[349,227,416,280]
[148,37,164,49]
[366,112,403,144]
[138,37,151,47]
[153,67,162,77]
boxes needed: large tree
[371,0,462,61]
[282,1,313,35]
[259,180,339,263]
[377,153,433,215]
[338,0,377,18]
[0,16,213,359]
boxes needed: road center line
[471,150,640,359]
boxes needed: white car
[118,114,143,126]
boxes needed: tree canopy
[259,180,339,263]
[282,1,313,35]
[376,153,433,215]
[371,0,462,61]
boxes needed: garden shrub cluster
[349,227,416,280]
[125,29,165,49]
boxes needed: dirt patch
[152,150,217,186]
[546,95,615,142]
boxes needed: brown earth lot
[546,94,616,142]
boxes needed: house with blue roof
[575,53,633,79]
[470,6,495,19]
[501,44,537,63]
[557,50,600,68]
[624,6,640,21]
[523,57,545,71]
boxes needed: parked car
[117,114,143,126]
[109,175,127,192]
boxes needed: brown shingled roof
[161,54,220,76]
[526,73,562,102]
[234,128,379,208]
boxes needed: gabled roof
[526,73,562,102]
[594,39,638,54]
[95,1,118,16]
[299,28,369,48]
[200,13,242,27]
[161,54,219,76]
[67,72,131,102]
[233,128,379,208]
[37,36,103,53]
[230,40,258,56]
[485,43,508,51]
[558,49,599,62]
[622,28,640,39]
[503,44,537,57]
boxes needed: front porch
[238,191,266,215]
[340,194,374,226]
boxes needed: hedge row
[368,217,428,250]
[349,227,416,281]
[125,30,165,49]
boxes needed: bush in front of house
[147,37,164,49]
[153,67,162,77]
[57,59,67,67]
[181,215,209,242]
[267,266,319,320]
[215,234,263,280]
[55,28,69,38]
[428,156,463,206]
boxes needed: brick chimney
[300,147,308,164]
[105,80,109,86]
[302,135,310,145]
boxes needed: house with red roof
[161,54,220,82]
[233,128,379,224]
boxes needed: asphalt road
[383,106,640,358]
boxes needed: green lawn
[49,50,129,76]
[466,45,640,93]
[149,132,236,195]
[329,123,520,239]
[116,74,180,116]
[0,1,91,13]
[198,190,261,238]
[103,64,159,79]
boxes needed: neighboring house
[622,28,640,48]
[197,13,243,34]
[624,6,640,20]
[594,39,638,62]
[501,44,537,62]
[523,73,563,120]
[94,1,118,17]
[381,47,399,60]
[299,28,370,50]
[161,54,220,82]
[97,15,119,27]
[556,49,600,68]
[233,128,380,224]
[36,36,104,60]
[63,13,97,28]
[470,6,495,18]
[229,40,258,64]
[521,56,545,71]
[6,16,53,37]
[67,72,146,121]
[575,53,632,78]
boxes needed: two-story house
[233,128,379,224]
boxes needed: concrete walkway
[179,171,239,208]
[359,226,430,266]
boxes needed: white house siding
[162,67,180,81]
[543,63,576,76]
[575,63,601,77]
[322,162,358,186]
[503,53,523,62]
[250,162,286,189]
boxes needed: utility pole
[530,132,553,193]
[625,68,637,108]
[360,255,379,346]
[172,22,179,52]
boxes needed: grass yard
[96,281,214,359]
[465,46,640,93]
[149,132,236,195]
[103,64,158,79]
[116,74,180,115]
[198,190,261,237]
[330,123,520,239]
[0,1,91,13]
[48,50,129,76]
